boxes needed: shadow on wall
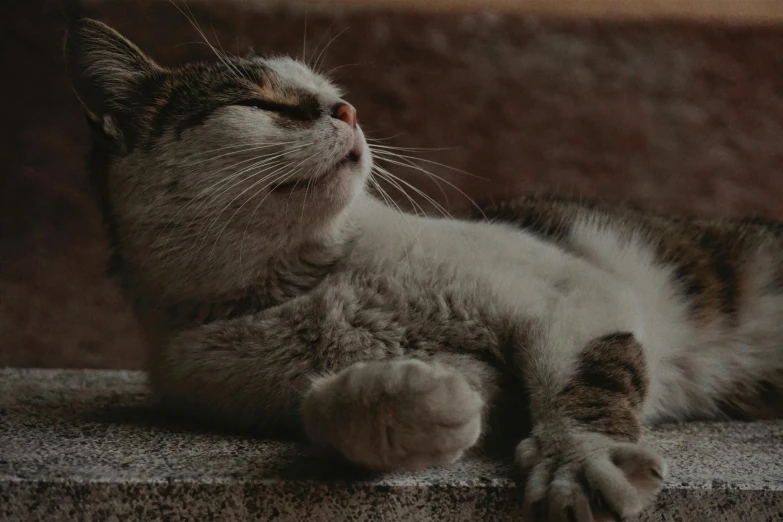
[2,0,783,369]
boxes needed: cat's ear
[64,18,163,134]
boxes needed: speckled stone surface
[1,369,782,521]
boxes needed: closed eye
[234,99,319,121]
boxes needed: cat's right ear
[64,18,164,139]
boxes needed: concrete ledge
[1,369,782,521]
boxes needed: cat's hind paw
[516,430,665,522]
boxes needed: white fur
[345,194,780,424]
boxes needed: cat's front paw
[302,359,484,471]
[516,428,665,522]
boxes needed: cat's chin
[270,150,363,195]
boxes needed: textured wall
[2,0,783,369]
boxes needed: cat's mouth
[271,150,361,193]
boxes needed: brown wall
[2,0,783,369]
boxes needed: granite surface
[1,369,782,521]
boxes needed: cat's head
[65,18,370,298]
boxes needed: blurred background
[2,0,783,370]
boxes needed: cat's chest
[414,220,563,274]
[356,211,599,316]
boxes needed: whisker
[374,151,451,208]
[372,152,488,220]
[370,147,486,180]
[169,1,244,81]
[210,25,247,79]
[363,134,402,143]
[238,165,305,276]
[216,162,308,257]
[149,144,313,258]
[187,143,312,196]
[306,22,335,70]
[372,168,429,218]
[178,142,300,168]
[372,166,449,220]
[367,176,419,269]
[281,151,324,213]
[373,166,484,255]
[183,140,297,158]
[237,160,309,265]
[366,143,453,153]
[312,26,350,74]
[324,62,362,77]
[156,144,311,234]
[212,150,320,252]
[289,150,326,212]
[187,158,294,230]
[300,176,314,220]
[148,158,291,257]
[293,151,327,219]
[199,162,297,251]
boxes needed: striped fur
[558,332,648,441]
[481,195,783,422]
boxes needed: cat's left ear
[64,18,164,139]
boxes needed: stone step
[1,368,782,521]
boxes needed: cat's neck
[134,190,423,333]
[133,228,354,333]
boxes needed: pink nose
[333,102,357,129]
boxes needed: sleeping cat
[65,18,783,522]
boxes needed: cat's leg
[517,329,665,522]
[302,356,490,471]
[153,307,493,472]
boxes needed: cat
[65,18,783,522]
